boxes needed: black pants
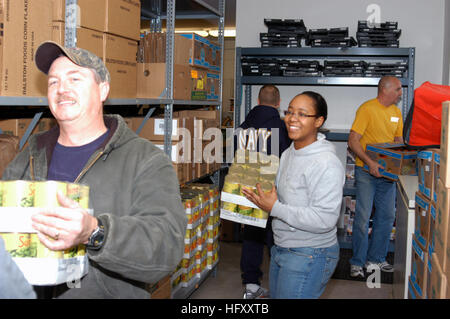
[240,218,274,285]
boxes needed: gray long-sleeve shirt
[271,134,345,248]
[0,237,36,299]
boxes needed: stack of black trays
[241,57,321,77]
[323,60,367,77]
[260,19,307,48]
[279,59,321,77]
[365,61,408,78]
[357,21,401,48]
[241,57,282,76]
[306,27,357,47]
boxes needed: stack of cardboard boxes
[408,101,450,299]
[0,118,57,149]
[137,32,221,101]
[123,109,221,184]
[51,0,141,99]
[0,0,53,96]
[0,0,140,99]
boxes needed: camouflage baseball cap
[35,41,111,83]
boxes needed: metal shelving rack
[234,46,415,252]
[0,0,226,299]
[140,0,226,299]
[235,46,415,129]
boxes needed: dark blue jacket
[235,105,291,157]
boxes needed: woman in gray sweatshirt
[243,91,345,299]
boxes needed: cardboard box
[441,101,450,187]
[0,118,57,140]
[52,0,140,41]
[151,141,191,184]
[433,149,441,204]
[148,274,171,299]
[179,33,211,69]
[184,109,221,126]
[103,34,137,98]
[411,235,428,298]
[0,0,52,96]
[172,163,186,184]
[51,22,104,57]
[219,219,235,242]
[0,119,23,137]
[408,276,420,299]
[190,67,208,100]
[429,202,437,254]
[418,150,436,200]
[364,143,418,180]
[151,141,191,165]
[194,118,220,142]
[447,212,450,286]
[436,179,449,273]
[134,116,194,143]
[426,250,432,299]
[208,41,221,71]
[415,192,432,252]
[138,33,193,65]
[136,63,191,100]
[429,252,448,299]
[206,72,220,100]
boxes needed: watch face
[88,220,105,249]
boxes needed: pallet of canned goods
[0,180,91,286]
[220,150,279,228]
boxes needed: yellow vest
[351,98,403,167]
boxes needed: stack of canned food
[220,150,279,228]
[171,183,220,296]
[0,180,90,285]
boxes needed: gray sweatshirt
[271,134,345,248]
[0,237,36,299]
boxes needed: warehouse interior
[0,0,449,302]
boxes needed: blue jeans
[269,242,339,299]
[350,166,396,267]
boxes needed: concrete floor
[190,241,393,299]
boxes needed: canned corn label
[1,233,37,257]
[1,181,35,257]
[223,181,240,195]
[66,183,90,209]
[2,180,35,207]
[32,233,63,259]
[34,181,67,208]
[64,183,90,257]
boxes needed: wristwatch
[86,217,105,250]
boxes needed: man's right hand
[367,159,383,178]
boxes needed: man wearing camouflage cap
[2,41,187,298]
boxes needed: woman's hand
[241,183,277,213]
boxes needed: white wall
[235,0,448,130]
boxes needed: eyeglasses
[283,110,317,119]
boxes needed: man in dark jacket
[2,41,187,298]
[234,85,291,298]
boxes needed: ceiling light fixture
[208,29,236,37]
[174,29,209,37]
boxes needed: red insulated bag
[403,81,450,149]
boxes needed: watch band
[86,217,105,250]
